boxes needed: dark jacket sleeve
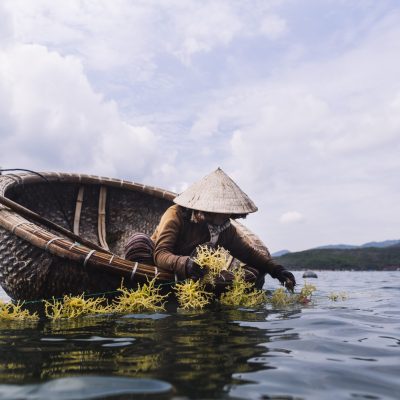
[221,224,280,276]
[152,207,189,279]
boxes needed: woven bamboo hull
[0,172,267,301]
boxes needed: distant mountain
[314,239,400,250]
[272,240,400,261]
[314,244,357,250]
[361,240,400,248]
[271,249,290,257]
[277,245,400,271]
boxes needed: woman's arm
[221,224,278,275]
[152,206,189,279]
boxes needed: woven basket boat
[0,172,268,301]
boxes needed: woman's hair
[182,207,247,221]
[203,211,248,220]
[230,213,248,220]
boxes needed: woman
[125,168,296,290]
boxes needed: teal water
[0,271,399,399]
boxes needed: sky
[0,0,399,253]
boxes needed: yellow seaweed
[0,300,39,321]
[268,287,292,307]
[191,245,267,308]
[268,282,317,307]
[44,294,111,320]
[298,282,317,303]
[220,268,267,307]
[174,280,213,310]
[43,278,168,319]
[193,245,230,285]
[112,278,169,313]
[328,292,348,301]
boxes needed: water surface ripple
[0,271,399,399]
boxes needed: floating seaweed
[220,268,267,307]
[44,294,111,320]
[297,282,317,304]
[174,280,214,310]
[268,287,293,307]
[268,282,317,307]
[0,300,39,321]
[43,278,168,319]
[328,292,348,301]
[112,278,169,313]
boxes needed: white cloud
[168,1,243,63]
[260,14,288,39]
[95,123,158,178]
[0,42,162,179]
[184,10,400,250]
[279,211,304,224]
[1,1,192,69]
[1,0,400,252]
[3,0,290,72]
[0,2,13,47]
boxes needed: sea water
[0,271,399,400]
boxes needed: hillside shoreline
[275,245,400,271]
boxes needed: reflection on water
[0,271,400,400]
[0,376,173,400]
[0,307,288,399]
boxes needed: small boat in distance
[0,172,266,301]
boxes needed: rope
[83,249,96,267]
[11,221,29,234]
[130,262,138,281]
[45,237,64,251]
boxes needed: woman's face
[204,212,231,225]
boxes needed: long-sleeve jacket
[151,205,279,279]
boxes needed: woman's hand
[186,259,206,281]
[271,265,296,292]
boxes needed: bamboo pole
[0,194,109,253]
[0,209,175,281]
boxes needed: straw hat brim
[173,168,257,214]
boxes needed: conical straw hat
[173,168,258,214]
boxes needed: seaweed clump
[112,278,169,313]
[44,294,111,320]
[44,278,169,319]
[328,292,348,301]
[0,300,39,321]
[176,245,267,309]
[174,280,213,310]
[268,282,317,307]
[192,244,230,285]
[220,268,267,307]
